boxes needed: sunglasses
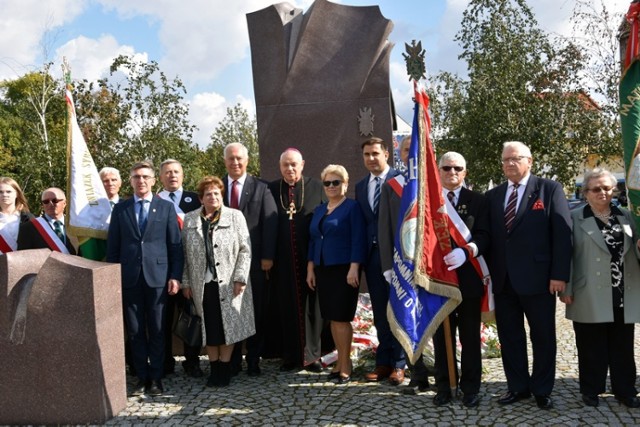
[323,180,342,187]
[588,186,613,193]
[441,166,464,172]
[42,199,64,205]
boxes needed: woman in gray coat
[181,176,255,387]
[560,168,640,408]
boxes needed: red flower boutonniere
[532,199,545,210]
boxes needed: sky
[0,0,630,148]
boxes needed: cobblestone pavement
[106,304,640,426]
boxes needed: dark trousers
[573,307,637,398]
[365,245,405,368]
[124,275,167,381]
[408,355,431,382]
[494,280,556,396]
[433,297,482,394]
[164,292,200,371]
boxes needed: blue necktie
[373,177,381,214]
[138,200,149,234]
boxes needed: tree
[430,0,615,189]
[73,55,200,193]
[567,0,623,162]
[0,65,67,207]
[196,104,259,180]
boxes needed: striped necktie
[504,183,519,232]
[373,177,381,214]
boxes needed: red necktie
[230,180,239,209]
[504,183,519,232]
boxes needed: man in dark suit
[107,160,183,397]
[223,142,278,376]
[432,152,491,408]
[356,136,406,385]
[485,141,572,410]
[18,187,77,255]
[158,159,203,378]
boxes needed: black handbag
[173,299,202,348]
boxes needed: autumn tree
[430,0,613,189]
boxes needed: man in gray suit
[107,160,183,396]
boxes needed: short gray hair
[224,142,249,159]
[583,168,617,191]
[502,141,532,158]
[439,151,466,169]
[99,167,121,181]
[159,159,182,171]
[280,148,303,162]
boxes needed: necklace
[592,208,611,223]
[326,196,346,213]
[279,178,304,220]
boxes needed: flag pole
[403,40,457,395]
[62,57,72,223]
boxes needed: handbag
[173,299,202,348]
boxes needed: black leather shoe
[582,394,599,407]
[616,395,640,408]
[433,391,452,406]
[130,379,146,396]
[304,361,323,373]
[147,379,163,396]
[280,361,298,372]
[463,393,480,408]
[337,374,351,384]
[534,395,553,409]
[401,380,430,395]
[498,390,531,405]
[327,370,340,380]
[247,359,261,377]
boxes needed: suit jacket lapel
[240,176,254,211]
[125,198,141,237]
[579,212,609,253]
[512,176,538,230]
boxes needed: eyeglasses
[323,180,342,187]
[131,175,154,181]
[441,166,464,172]
[501,156,529,164]
[588,186,614,193]
[42,199,64,205]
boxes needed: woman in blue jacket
[307,164,366,384]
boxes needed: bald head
[279,148,305,184]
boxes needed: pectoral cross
[287,201,297,220]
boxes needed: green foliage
[0,65,67,209]
[73,55,200,193]
[196,103,260,180]
[430,0,618,190]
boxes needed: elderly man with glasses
[485,141,572,410]
[17,187,77,255]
